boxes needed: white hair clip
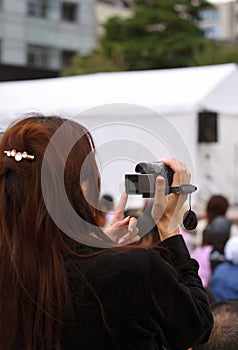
[4,149,35,162]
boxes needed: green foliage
[62,48,128,76]
[194,40,238,66]
[63,0,238,75]
[101,0,213,70]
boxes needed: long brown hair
[0,115,107,349]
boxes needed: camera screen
[125,174,156,197]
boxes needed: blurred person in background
[191,229,213,288]
[211,236,238,301]
[192,215,231,296]
[195,195,229,247]
[191,300,238,350]
[101,193,115,226]
[95,194,115,227]
[206,215,232,272]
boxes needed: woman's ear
[81,180,90,202]
[81,180,87,196]
[81,179,97,212]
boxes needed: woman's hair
[206,195,229,223]
[0,115,105,349]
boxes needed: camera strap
[167,184,197,194]
[167,185,198,230]
[183,192,198,230]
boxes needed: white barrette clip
[4,149,35,162]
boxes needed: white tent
[0,63,238,208]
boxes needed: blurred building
[200,1,238,42]
[0,0,96,81]
[1,0,237,82]
[95,0,132,37]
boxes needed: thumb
[151,176,167,223]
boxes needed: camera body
[125,162,174,198]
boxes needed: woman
[0,115,213,350]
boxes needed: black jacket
[63,235,213,350]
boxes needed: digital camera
[125,162,174,198]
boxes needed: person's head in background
[205,215,231,271]
[224,235,238,265]
[95,194,115,227]
[192,300,238,350]
[205,215,231,254]
[193,195,229,249]
[102,194,114,211]
[206,195,229,224]
[100,193,115,225]
[0,115,107,349]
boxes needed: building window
[98,0,131,7]
[61,50,76,69]
[27,45,51,68]
[61,2,78,22]
[203,25,221,40]
[28,0,47,17]
[28,0,59,18]
[200,9,219,21]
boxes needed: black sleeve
[76,235,213,350]
[148,235,213,349]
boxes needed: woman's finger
[162,158,191,186]
[109,192,128,226]
[118,218,139,244]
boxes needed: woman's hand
[152,158,191,241]
[103,192,140,245]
